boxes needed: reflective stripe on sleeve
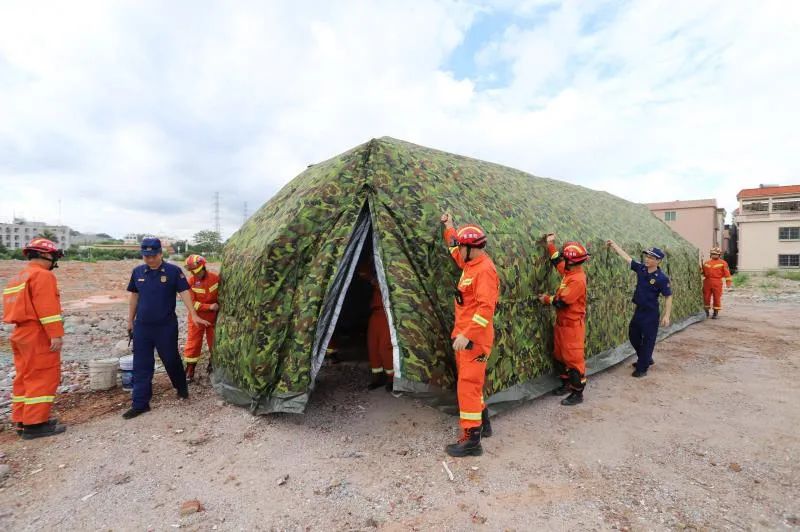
[472,314,489,327]
[39,314,62,325]
[3,282,26,295]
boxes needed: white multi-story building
[0,218,72,250]
[734,184,800,271]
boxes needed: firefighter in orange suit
[358,260,394,391]
[702,247,732,319]
[2,238,67,439]
[183,254,219,382]
[538,234,590,406]
[441,213,500,458]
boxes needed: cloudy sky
[1,0,798,240]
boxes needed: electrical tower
[214,192,221,236]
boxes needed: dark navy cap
[643,247,665,260]
[140,237,162,256]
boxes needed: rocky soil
[0,261,798,530]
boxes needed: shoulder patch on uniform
[649,279,656,285]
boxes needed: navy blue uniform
[628,259,672,373]
[127,262,190,410]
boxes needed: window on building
[773,200,800,212]
[664,211,677,221]
[779,227,800,240]
[778,254,800,267]
[743,201,769,212]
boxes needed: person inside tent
[357,258,394,391]
[538,233,590,406]
[441,213,500,457]
[701,246,732,319]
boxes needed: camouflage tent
[212,137,704,414]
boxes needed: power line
[214,192,221,236]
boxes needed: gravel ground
[0,260,798,530]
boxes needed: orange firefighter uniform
[444,226,500,430]
[3,262,64,426]
[541,242,588,391]
[702,256,732,313]
[183,270,219,365]
[367,280,393,379]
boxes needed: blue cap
[643,247,665,260]
[140,237,162,256]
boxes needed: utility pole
[214,192,221,236]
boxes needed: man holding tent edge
[441,213,500,457]
[538,233,590,406]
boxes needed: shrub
[731,273,749,287]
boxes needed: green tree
[38,229,58,243]
[192,230,223,254]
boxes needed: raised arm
[606,239,633,266]
[441,212,465,270]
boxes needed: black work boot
[446,427,483,457]
[367,372,387,390]
[122,406,151,419]
[21,421,67,440]
[705,308,710,318]
[480,408,492,438]
[712,309,719,319]
[18,418,60,436]
[552,378,570,396]
[560,391,583,406]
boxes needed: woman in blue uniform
[606,240,673,378]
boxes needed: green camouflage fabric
[213,137,704,414]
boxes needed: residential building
[0,218,72,250]
[735,184,800,271]
[645,199,726,255]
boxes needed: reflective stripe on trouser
[455,343,489,430]
[702,279,724,311]
[133,318,186,410]
[183,319,215,364]
[629,309,659,372]
[367,310,393,376]
[11,324,61,425]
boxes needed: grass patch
[759,279,779,290]
[731,273,749,287]
[764,268,779,277]
[781,270,800,282]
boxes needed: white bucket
[119,355,134,391]
[88,358,119,391]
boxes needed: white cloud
[1,0,798,240]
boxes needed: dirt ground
[0,261,799,531]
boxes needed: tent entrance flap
[310,203,397,384]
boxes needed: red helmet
[561,241,589,264]
[456,225,487,248]
[23,238,63,259]
[185,254,207,273]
